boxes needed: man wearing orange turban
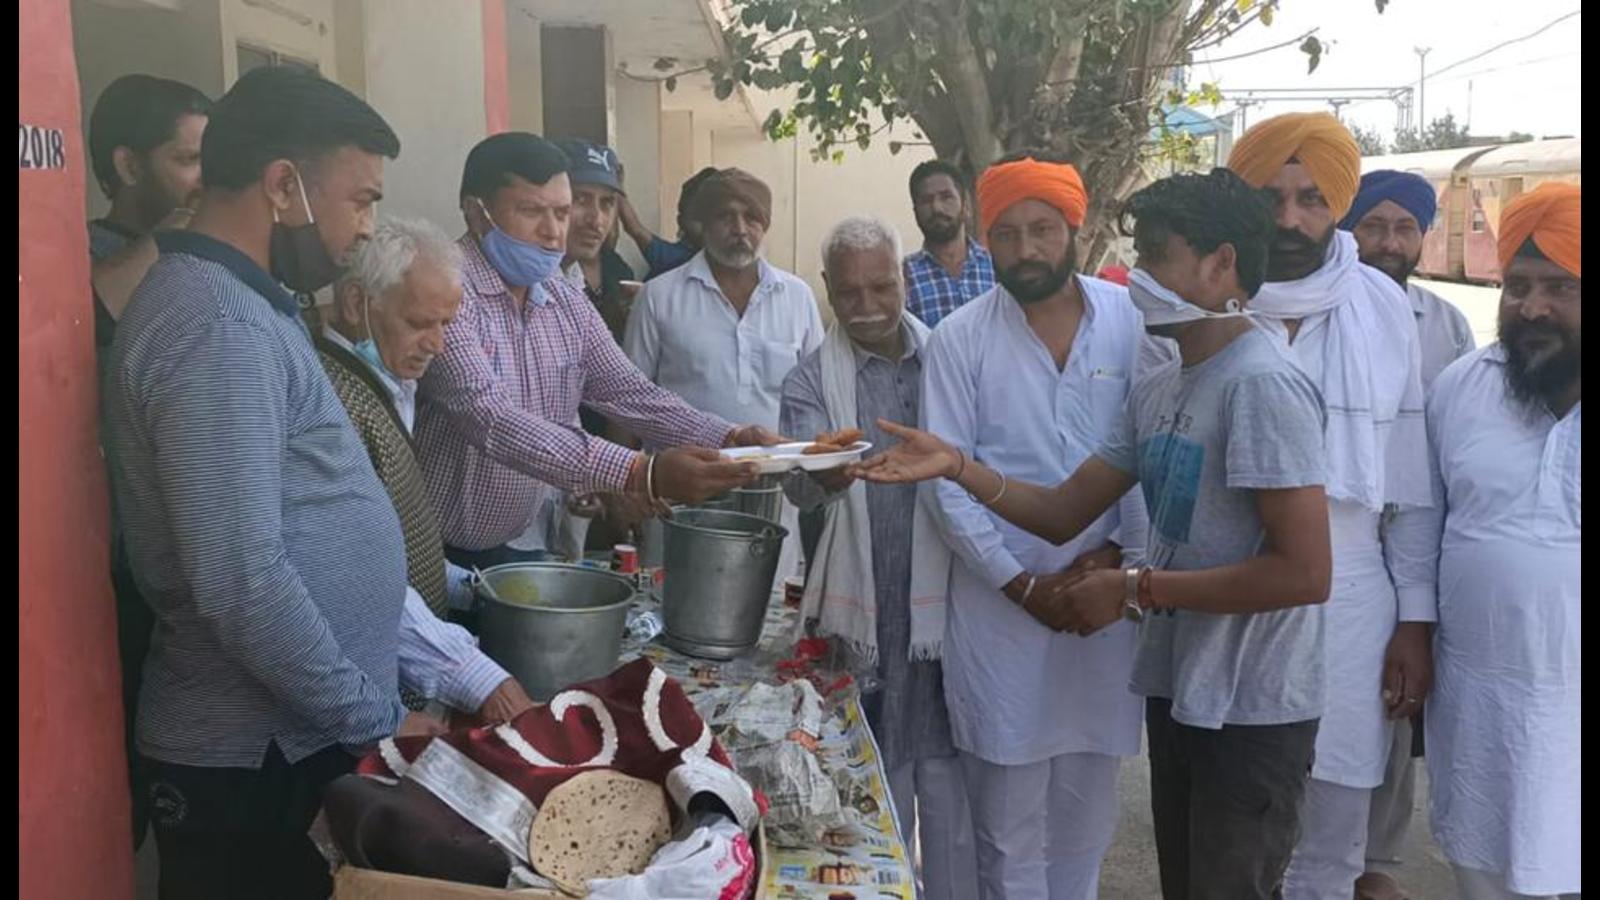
[1228,115,1439,900]
[924,151,1162,900]
[1497,182,1580,277]
[1421,182,1580,900]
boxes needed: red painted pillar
[481,0,510,135]
[19,1,135,898]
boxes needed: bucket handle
[470,566,498,610]
[749,525,784,558]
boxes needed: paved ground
[1100,736,1457,899]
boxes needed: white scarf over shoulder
[1251,231,1432,512]
[800,315,953,662]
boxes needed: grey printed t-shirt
[1097,327,1328,729]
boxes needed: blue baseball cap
[555,138,624,195]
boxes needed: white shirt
[322,326,478,612]
[321,326,419,432]
[624,251,824,429]
[318,335,510,713]
[1268,308,1437,787]
[1406,282,1476,391]
[923,277,1153,765]
[1424,344,1580,895]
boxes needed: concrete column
[22,0,134,895]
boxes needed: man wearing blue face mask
[852,169,1335,899]
[416,133,775,570]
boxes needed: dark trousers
[443,544,551,571]
[145,743,355,900]
[112,551,155,849]
[1146,697,1319,900]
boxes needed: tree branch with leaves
[655,0,1375,265]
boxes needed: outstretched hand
[848,419,963,485]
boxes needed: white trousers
[1284,777,1372,900]
[1364,716,1417,875]
[1454,865,1582,900]
[887,755,979,900]
[960,750,1121,900]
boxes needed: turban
[976,157,1088,237]
[1339,170,1438,232]
[1497,182,1581,277]
[688,168,773,229]
[1227,112,1361,219]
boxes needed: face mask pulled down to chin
[270,166,346,294]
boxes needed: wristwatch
[1122,567,1146,623]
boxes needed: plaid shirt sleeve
[573,286,734,448]
[419,289,639,495]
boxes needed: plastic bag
[585,812,758,900]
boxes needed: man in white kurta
[1340,168,1477,900]
[1227,114,1438,900]
[624,169,823,582]
[1423,184,1580,900]
[925,155,1150,900]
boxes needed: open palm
[849,418,962,484]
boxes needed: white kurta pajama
[923,276,1154,900]
[1424,345,1580,899]
[625,251,825,585]
[1365,279,1476,876]
[1248,234,1437,900]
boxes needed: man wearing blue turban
[1342,169,1476,900]
[1343,169,1476,390]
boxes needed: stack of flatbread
[528,770,673,895]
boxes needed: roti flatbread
[528,770,672,892]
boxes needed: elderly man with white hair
[319,216,534,725]
[779,214,978,900]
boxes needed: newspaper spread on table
[620,592,916,899]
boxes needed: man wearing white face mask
[852,169,1334,899]
[416,133,776,573]
[1227,114,1437,900]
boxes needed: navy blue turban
[1339,169,1438,232]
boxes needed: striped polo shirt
[102,230,409,768]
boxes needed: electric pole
[1415,46,1433,129]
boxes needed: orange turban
[1497,182,1581,277]
[976,157,1088,238]
[1227,112,1361,219]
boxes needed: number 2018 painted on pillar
[19,124,68,171]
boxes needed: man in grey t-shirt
[852,170,1333,899]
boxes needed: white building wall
[360,0,489,230]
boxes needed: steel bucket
[474,563,638,701]
[701,474,784,524]
[661,509,789,659]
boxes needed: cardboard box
[334,823,770,899]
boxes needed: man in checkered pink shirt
[416,133,774,570]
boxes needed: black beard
[998,252,1075,305]
[134,184,182,233]
[1500,318,1581,410]
[919,216,961,244]
[1365,251,1420,287]
[1266,225,1335,282]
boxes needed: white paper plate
[722,441,872,474]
